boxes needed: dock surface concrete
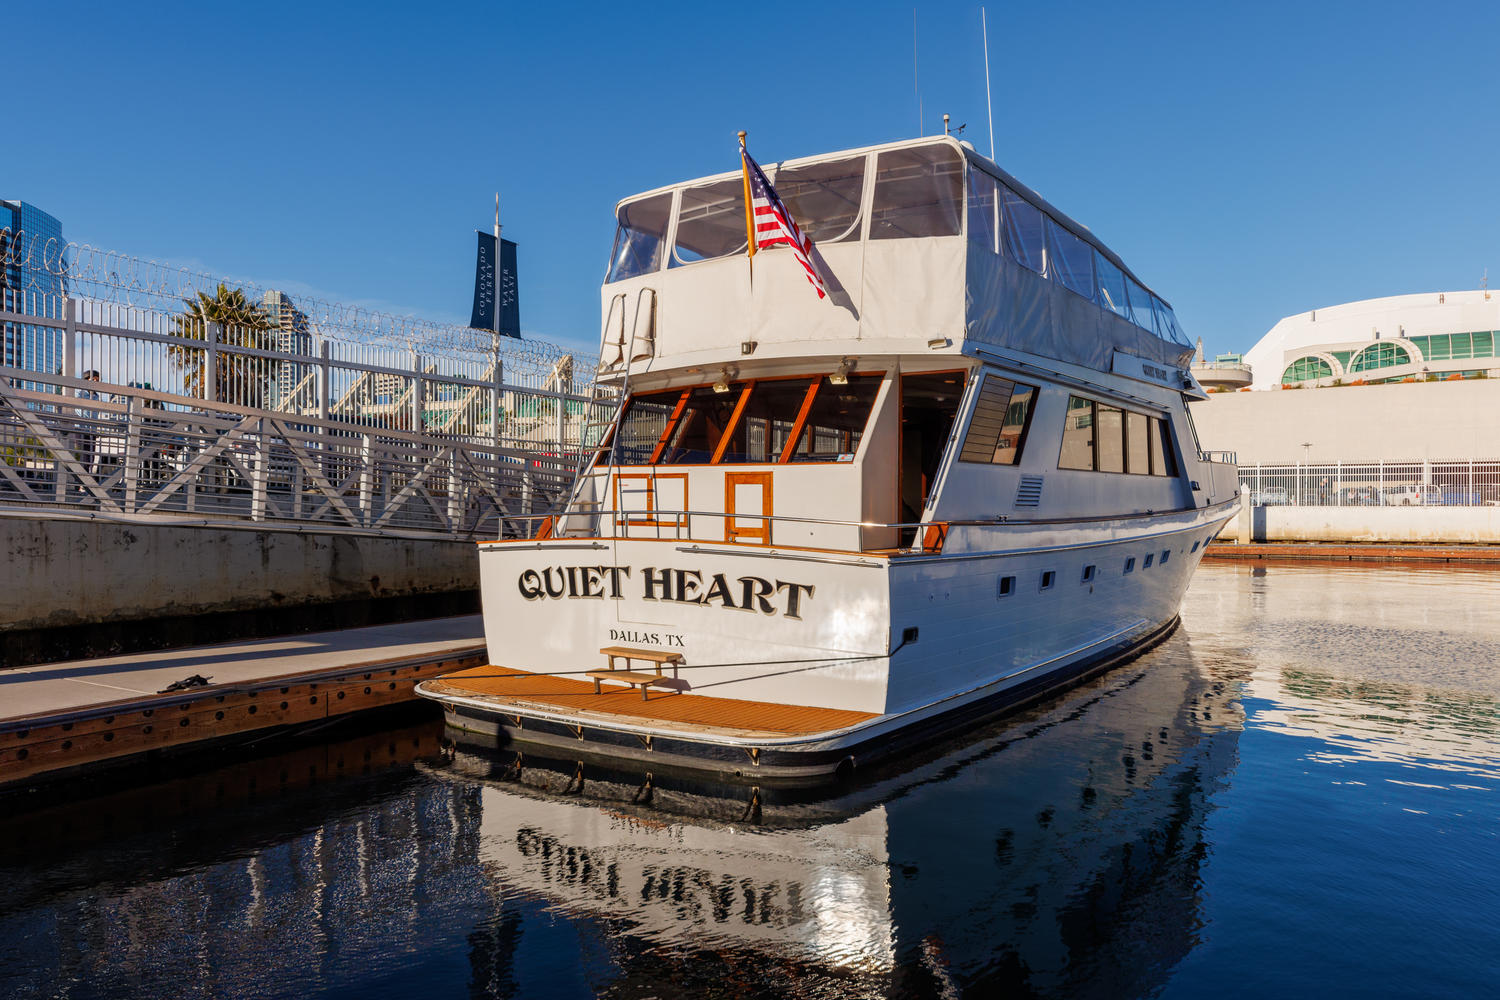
[1,616,486,788]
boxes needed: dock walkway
[1,616,485,789]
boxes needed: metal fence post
[447,447,463,534]
[318,340,331,421]
[62,297,76,380]
[251,417,270,521]
[359,433,375,528]
[411,351,424,434]
[491,337,504,452]
[122,395,142,513]
[205,322,221,403]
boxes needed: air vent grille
[1014,475,1044,508]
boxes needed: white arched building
[1243,289,1500,389]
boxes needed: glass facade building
[1,200,68,381]
[262,290,312,408]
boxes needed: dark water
[1,562,1497,999]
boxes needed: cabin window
[1124,556,1136,574]
[870,145,963,240]
[1046,218,1095,298]
[1058,395,1095,470]
[1058,394,1178,476]
[1001,186,1045,274]
[997,574,1016,598]
[1040,570,1056,591]
[605,193,672,282]
[967,169,999,255]
[776,156,866,243]
[713,378,816,463]
[1081,565,1096,583]
[957,374,1037,465]
[1126,411,1150,474]
[1125,277,1156,333]
[1094,254,1129,318]
[660,385,745,464]
[1190,540,1200,553]
[606,388,685,465]
[1161,550,1171,565]
[671,177,746,267]
[1095,404,1125,473]
[788,374,883,462]
[1143,553,1154,569]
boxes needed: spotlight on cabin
[713,365,736,392]
[829,358,853,385]
[928,336,950,349]
[740,340,757,355]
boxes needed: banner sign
[470,231,496,331]
[470,232,521,338]
[499,237,519,339]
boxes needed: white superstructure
[417,135,1240,782]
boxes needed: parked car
[1337,485,1379,506]
[1379,484,1442,506]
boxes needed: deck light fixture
[829,358,853,385]
[713,365,737,392]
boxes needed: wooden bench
[586,646,685,700]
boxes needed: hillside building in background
[0,200,68,378]
[1243,289,1500,390]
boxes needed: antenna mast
[982,7,995,160]
[913,9,922,137]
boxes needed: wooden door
[724,472,773,544]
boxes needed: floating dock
[0,616,484,789]
[1205,542,1500,564]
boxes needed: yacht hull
[417,501,1236,784]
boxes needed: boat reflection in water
[443,634,1248,996]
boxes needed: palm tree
[169,284,278,406]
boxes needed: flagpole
[493,192,502,338]
[739,131,754,289]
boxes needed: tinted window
[606,194,671,282]
[714,378,816,463]
[672,178,745,267]
[776,156,866,243]
[870,145,963,240]
[958,374,1036,465]
[1058,395,1094,470]
[608,389,683,465]
[660,386,744,464]
[1046,218,1094,298]
[967,169,999,255]
[1096,404,1125,473]
[1001,186,1045,274]
[789,374,883,462]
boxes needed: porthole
[1081,565,1096,583]
[1161,550,1171,564]
[1040,570,1056,591]
[1143,554,1154,569]
[997,575,1016,598]
[1124,557,1136,574]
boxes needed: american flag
[741,147,827,300]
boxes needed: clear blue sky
[8,1,1497,358]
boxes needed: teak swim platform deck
[422,663,880,740]
[0,616,486,789]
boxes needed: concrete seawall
[2,515,480,634]
[1220,500,1500,544]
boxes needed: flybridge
[596,135,1194,377]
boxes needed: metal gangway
[0,231,614,540]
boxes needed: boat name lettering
[517,564,814,619]
[1143,363,1168,381]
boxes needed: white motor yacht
[417,135,1240,783]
